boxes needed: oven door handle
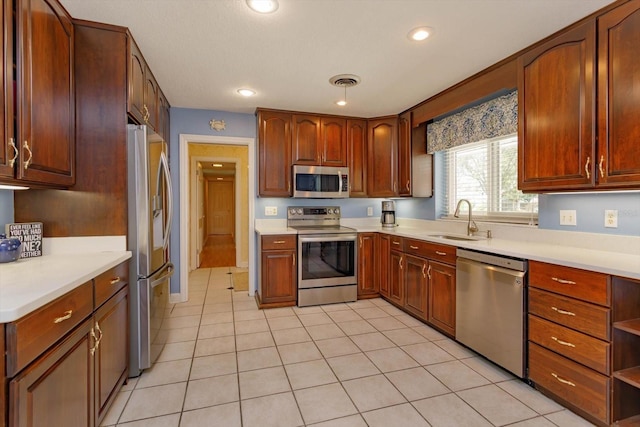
[298,234,357,243]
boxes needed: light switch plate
[367,207,373,216]
[559,210,577,226]
[265,206,278,216]
[604,209,618,228]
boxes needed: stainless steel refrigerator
[127,124,174,377]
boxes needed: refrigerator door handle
[150,262,174,288]
[158,151,173,250]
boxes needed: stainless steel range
[288,206,357,307]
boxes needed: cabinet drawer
[528,315,610,375]
[529,343,610,424]
[6,281,94,376]
[390,236,403,251]
[262,235,296,250]
[404,238,456,265]
[529,261,610,306]
[529,288,610,340]
[95,262,129,308]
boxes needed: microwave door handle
[338,171,343,195]
[159,151,173,250]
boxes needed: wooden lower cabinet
[378,234,390,298]
[357,233,379,298]
[404,254,428,320]
[10,318,94,427]
[428,261,456,337]
[389,250,404,307]
[258,235,297,307]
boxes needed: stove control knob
[296,208,303,215]
[335,208,340,216]
[327,208,333,214]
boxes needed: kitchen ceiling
[59,0,614,118]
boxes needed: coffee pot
[381,200,396,227]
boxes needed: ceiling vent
[329,74,361,88]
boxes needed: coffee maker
[381,200,396,227]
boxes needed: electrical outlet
[604,209,618,228]
[367,206,373,217]
[264,206,278,216]
[559,210,577,226]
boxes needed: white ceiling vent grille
[329,74,361,87]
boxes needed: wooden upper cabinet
[320,117,347,167]
[144,71,159,131]
[597,0,640,188]
[12,0,74,187]
[292,114,321,165]
[367,116,398,197]
[258,109,292,196]
[292,115,346,166]
[347,119,367,197]
[398,112,412,196]
[128,39,146,125]
[518,20,596,191]
[157,91,170,143]
[0,0,12,180]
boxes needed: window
[442,134,538,223]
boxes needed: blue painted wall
[0,190,14,229]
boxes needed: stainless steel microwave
[292,165,349,198]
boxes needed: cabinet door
[94,287,128,425]
[128,39,146,125]
[158,91,170,143]
[404,254,428,320]
[16,0,74,186]
[258,110,292,196]
[0,0,14,180]
[518,21,596,191]
[347,119,367,197]
[378,234,390,298]
[261,250,296,304]
[428,261,455,336]
[357,233,378,297]
[144,70,158,130]
[397,112,412,196]
[367,117,398,197]
[389,251,404,306]
[10,319,94,427]
[597,0,640,187]
[321,117,347,167]
[292,114,321,165]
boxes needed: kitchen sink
[428,234,484,242]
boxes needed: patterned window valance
[426,90,518,153]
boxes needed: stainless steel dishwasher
[456,248,528,378]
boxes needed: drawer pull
[272,240,286,244]
[410,245,419,250]
[551,277,576,285]
[551,372,576,387]
[551,306,576,316]
[435,251,447,256]
[53,310,73,324]
[551,336,576,348]
[392,241,400,246]
[110,277,121,285]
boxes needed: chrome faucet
[454,199,479,236]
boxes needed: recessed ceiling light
[336,100,347,106]
[216,178,224,181]
[212,163,223,167]
[246,0,278,13]
[408,26,433,41]
[237,88,256,97]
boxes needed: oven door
[298,233,357,289]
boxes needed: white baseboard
[169,292,186,304]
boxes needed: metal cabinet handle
[551,336,575,348]
[435,251,447,256]
[90,327,98,356]
[409,245,419,250]
[551,277,576,285]
[53,310,73,324]
[143,104,150,123]
[272,240,286,244]
[427,265,432,280]
[551,306,576,316]
[422,262,426,278]
[292,253,295,266]
[393,182,397,193]
[110,277,121,285]
[585,156,590,179]
[399,256,403,270]
[359,237,363,249]
[406,180,410,191]
[23,140,32,170]
[551,373,575,387]
[95,321,103,350]
[599,155,605,178]
[9,138,18,167]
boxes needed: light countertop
[0,250,131,323]
[255,219,640,281]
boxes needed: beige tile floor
[102,266,596,427]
